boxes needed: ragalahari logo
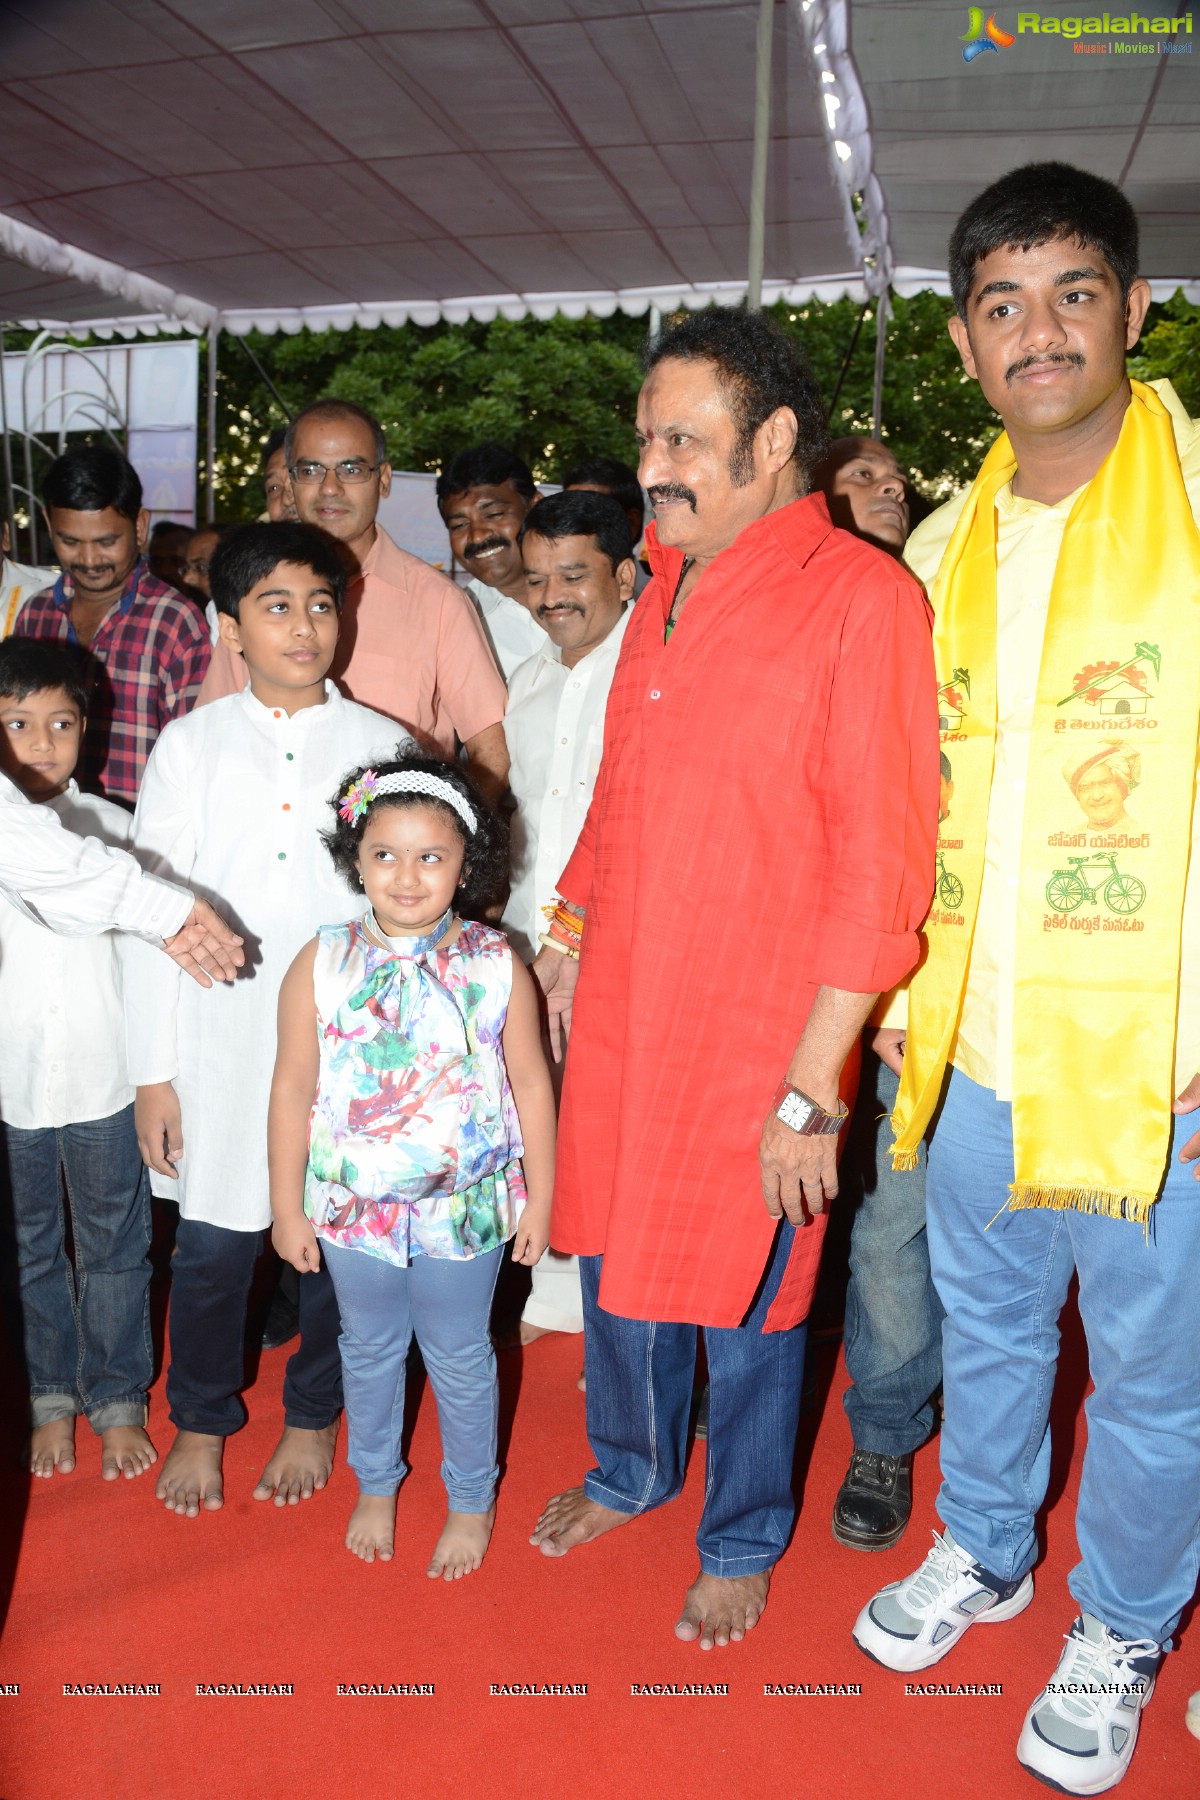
[961,8,1017,60]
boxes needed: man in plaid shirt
[16,446,210,805]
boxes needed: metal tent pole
[746,0,775,310]
[205,323,218,523]
[0,323,15,557]
[871,288,890,438]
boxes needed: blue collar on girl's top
[364,905,454,959]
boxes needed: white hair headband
[338,769,477,833]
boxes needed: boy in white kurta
[0,641,157,1484]
[125,522,412,1517]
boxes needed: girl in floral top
[269,752,554,1578]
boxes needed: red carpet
[0,1319,1196,1800]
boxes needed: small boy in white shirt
[0,640,156,1481]
[126,521,411,1519]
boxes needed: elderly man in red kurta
[528,308,939,1650]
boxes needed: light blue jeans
[926,1068,1200,1646]
[323,1239,502,1510]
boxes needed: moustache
[648,483,697,511]
[536,603,584,621]
[1005,351,1085,383]
[463,536,511,560]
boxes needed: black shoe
[260,1286,301,1351]
[832,1447,913,1551]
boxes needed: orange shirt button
[282,803,291,811]
[273,709,282,718]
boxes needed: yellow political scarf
[893,381,1200,1222]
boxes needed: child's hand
[135,1082,183,1178]
[511,1203,550,1267]
[272,1214,322,1273]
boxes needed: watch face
[777,1091,816,1132]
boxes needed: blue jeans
[579,1222,806,1577]
[842,1052,944,1455]
[0,1107,151,1431]
[323,1240,503,1510]
[927,1068,1200,1646]
[166,1216,344,1436]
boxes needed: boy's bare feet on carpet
[428,1506,495,1579]
[519,1321,552,1345]
[29,1418,76,1477]
[529,1487,632,1556]
[253,1422,338,1505]
[674,1568,771,1650]
[346,1493,395,1563]
[155,1431,225,1516]
[101,1424,157,1480]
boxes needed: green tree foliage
[1130,292,1200,415]
[207,293,1006,520]
[208,315,646,519]
[29,286,1192,527]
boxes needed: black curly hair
[322,750,508,915]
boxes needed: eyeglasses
[288,459,379,486]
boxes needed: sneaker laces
[1049,1624,1159,1726]
[901,1531,974,1616]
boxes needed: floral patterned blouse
[303,916,526,1267]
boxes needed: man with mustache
[527,307,939,1651]
[852,163,1200,1796]
[501,489,637,1349]
[15,445,210,805]
[437,444,549,680]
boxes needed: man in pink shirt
[195,400,508,798]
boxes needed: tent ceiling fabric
[813,0,1199,303]
[0,0,865,335]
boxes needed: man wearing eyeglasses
[194,400,509,801]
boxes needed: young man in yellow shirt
[852,163,1200,1795]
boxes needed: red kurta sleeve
[808,570,938,993]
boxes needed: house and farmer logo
[960,7,1193,59]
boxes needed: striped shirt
[16,558,210,803]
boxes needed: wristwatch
[772,1080,849,1137]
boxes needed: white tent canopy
[0,0,1194,336]
[0,0,868,337]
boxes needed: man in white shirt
[437,443,549,680]
[503,490,636,1340]
[0,520,57,640]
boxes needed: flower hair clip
[339,771,379,824]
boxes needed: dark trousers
[165,1217,343,1437]
[579,1222,807,1576]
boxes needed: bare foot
[30,1418,76,1478]
[428,1507,495,1580]
[252,1421,338,1506]
[155,1431,224,1517]
[675,1567,772,1650]
[577,1366,586,1393]
[101,1424,157,1481]
[530,1485,633,1558]
[519,1321,553,1345]
[346,1493,396,1564]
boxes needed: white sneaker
[852,1528,1034,1672]
[1016,1613,1160,1794]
